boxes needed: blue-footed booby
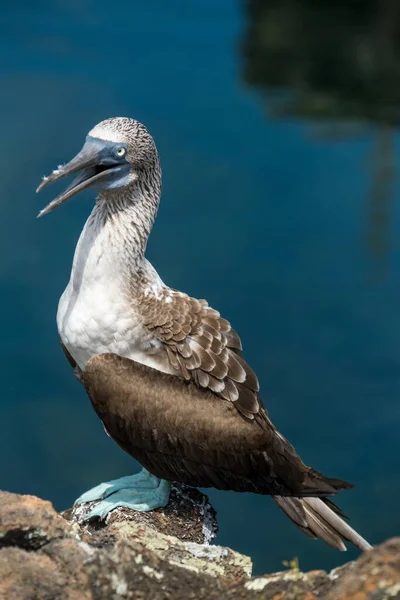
[37,117,371,552]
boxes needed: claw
[74,469,171,520]
[85,485,171,520]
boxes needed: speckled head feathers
[37,116,161,219]
[89,117,159,167]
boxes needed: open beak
[36,137,123,217]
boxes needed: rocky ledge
[0,488,398,599]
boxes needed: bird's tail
[272,495,372,551]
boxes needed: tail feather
[274,496,309,529]
[323,497,349,520]
[273,496,372,552]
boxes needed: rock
[0,489,397,599]
[0,491,75,550]
[62,483,251,580]
[242,540,400,599]
[62,483,218,545]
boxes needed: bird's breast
[57,277,153,372]
[57,213,176,376]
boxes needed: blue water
[1,0,399,575]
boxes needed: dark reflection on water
[243,0,400,277]
[0,0,399,576]
[243,0,400,123]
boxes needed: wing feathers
[140,290,262,418]
[225,352,247,383]
[219,377,239,402]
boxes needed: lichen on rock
[0,489,396,599]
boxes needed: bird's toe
[82,484,171,521]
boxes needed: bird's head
[36,117,159,217]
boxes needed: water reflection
[242,0,400,275]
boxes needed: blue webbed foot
[74,468,171,521]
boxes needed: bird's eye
[116,147,126,157]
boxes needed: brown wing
[82,354,370,551]
[140,290,262,419]
[82,354,343,496]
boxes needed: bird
[37,117,371,552]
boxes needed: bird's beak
[36,137,124,217]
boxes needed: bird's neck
[98,176,160,257]
[72,178,163,295]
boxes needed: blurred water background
[1,0,400,575]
